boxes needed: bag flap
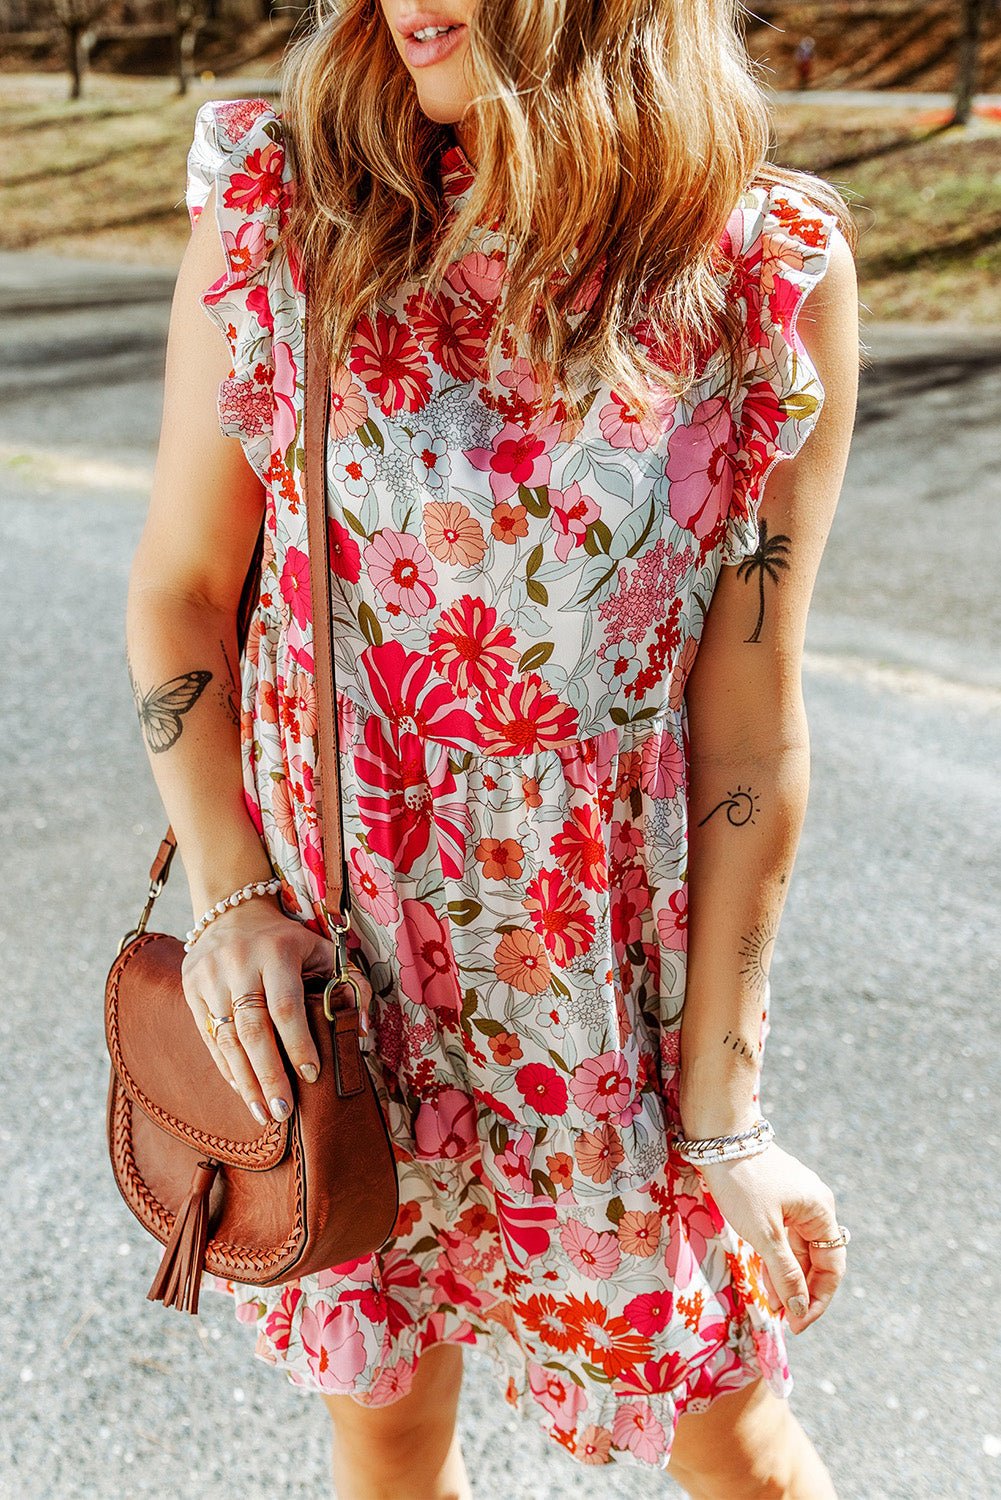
[105,931,290,1170]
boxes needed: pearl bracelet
[673,1117,775,1164]
[183,877,283,952]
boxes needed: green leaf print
[526,577,549,606]
[605,1196,626,1225]
[473,1018,508,1037]
[518,642,554,675]
[342,507,369,539]
[447,897,482,926]
[518,483,551,518]
[358,602,383,647]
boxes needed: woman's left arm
[678,224,860,1329]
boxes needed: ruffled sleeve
[720,180,839,565]
[184,97,293,483]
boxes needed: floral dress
[183,97,836,1469]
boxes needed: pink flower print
[279,546,311,629]
[569,1052,632,1120]
[497,354,550,407]
[444,248,506,305]
[365,1357,416,1405]
[640,728,685,799]
[479,675,579,756]
[466,420,561,503]
[216,97,273,145]
[598,388,676,451]
[354,719,471,877]
[245,281,273,333]
[623,1290,674,1336]
[611,1401,667,1463]
[665,395,737,540]
[347,846,399,925]
[527,1361,588,1428]
[753,1326,791,1383]
[657,886,688,950]
[272,340,298,459]
[668,634,699,710]
[364,529,438,617]
[360,640,479,749]
[397,897,462,1014]
[218,377,271,438]
[298,1300,368,1391]
[495,1129,535,1194]
[328,363,369,439]
[560,1220,621,1280]
[414,1087,478,1159]
[221,217,269,278]
[548,481,599,562]
[663,1197,720,1289]
[263,1283,302,1351]
[515,1062,569,1116]
[577,1425,614,1464]
[610,865,650,949]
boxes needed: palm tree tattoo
[736,518,791,643]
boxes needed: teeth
[413,25,453,41]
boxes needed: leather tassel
[147,1158,220,1315]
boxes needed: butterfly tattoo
[129,660,212,754]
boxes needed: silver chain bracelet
[672,1117,775,1164]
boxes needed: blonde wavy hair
[279,0,857,425]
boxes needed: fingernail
[228,1078,240,1091]
[299,1061,319,1083]
[249,1100,269,1126]
[789,1295,809,1319]
[270,1096,291,1121]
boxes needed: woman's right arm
[126,185,336,1124]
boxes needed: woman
[126,0,859,1493]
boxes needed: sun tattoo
[738,920,776,998]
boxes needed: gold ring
[204,1011,236,1041]
[808,1224,851,1250]
[232,992,268,1011]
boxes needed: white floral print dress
[183,97,836,1469]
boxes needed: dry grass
[2,75,1000,322]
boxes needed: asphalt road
[1,253,999,1500]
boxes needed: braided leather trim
[107,933,287,1170]
[109,1080,306,1282]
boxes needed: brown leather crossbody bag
[104,306,400,1315]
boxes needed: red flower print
[354,719,471,877]
[414,1087,478,1159]
[640,727,685,799]
[350,310,431,415]
[515,1292,582,1353]
[466,419,561,503]
[360,640,479,748]
[493,1191,558,1268]
[563,1295,655,1380]
[522,867,596,966]
[223,142,286,214]
[614,1351,692,1397]
[478,675,579,756]
[263,1283,302,1352]
[569,1053,632,1119]
[514,1063,569,1116]
[363,529,438,617]
[550,804,608,892]
[493,929,552,994]
[610,865,651,948]
[741,374,785,452]
[404,288,490,381]
[279,546,311,628]
[341,1249,421,1338]
[665,396,738,541]
[397,897,462,1014]
[298,1300,367,1392]
[444,247,506,305]
[429,595,518,696]
[623,1290,675,1336]
[328,518,361,583]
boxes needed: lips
[398,12,463,39]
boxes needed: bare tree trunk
[66,21,83,99]
[954,0,986,125]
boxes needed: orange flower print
[490,500,529,543]
[328,363,369,439]
[616,1211,661,1258]
[522,868,596,966]
[423,501,487,566]
[475,836,524,879]
[488,1030,524,1065]
[574,1124,625,1184]
[479,675,579,756]
[546,1152,575,1189]
[521,774,543,808]
[493,929,552,995]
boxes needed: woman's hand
[180,897,373,1126]
[694,1144,847,1335]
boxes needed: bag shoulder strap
[130,299,349,940]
